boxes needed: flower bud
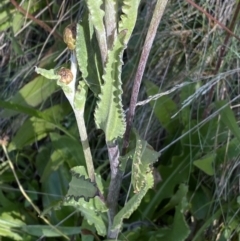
[58,68,73,84]
[63,23,76,50]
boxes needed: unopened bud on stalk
[58,68,73,84]
[63,23,76,50]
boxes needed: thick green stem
[74,109,95,182]
[63,52,95,181]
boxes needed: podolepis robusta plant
[35,0,168,239]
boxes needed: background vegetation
[1,0,240,240]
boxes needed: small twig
[122,0,169,154]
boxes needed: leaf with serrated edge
[112,136,159,232]
[63,166,107,236]
[63,194,107,236]
[119,0,141,43]
[85,0,107,60]
[65,166,98,202]
[35,67,60,80]
[94,31,127,142]
[73,81,88,110]
[112,172,153,232]
[132,138,159,193]
[76,14,102,95]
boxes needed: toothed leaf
[35,67,60,80]
[73,81,88,110]
[63,166,108,236]
[112,136,159,232]
[132,138,160,193]
[63,195,107,236]
[119,0,141,43]
[64,167,107,237]
[76,13,102,95]
[85,0,107,60]
[94,31,127,142]
[65,166,98,202]
[112,172,153,232]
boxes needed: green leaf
[85,0,107,60]
[76,14,102,95]
[11,32,24,56]
[12,10,24,34]
[0,209,25,241]
[132,137,159,193]
[12,1,33,34]
[190,186,211,220]
[40,134,85,182]
[112,136,159,232]
[158,183,189,217]
[21,225,81,237]
[35,67,60,80]
[215,100,240,142]
[40,200,63,218]
[0,190,14,208]
[64,170,108,237]
[0,100,47,119]
[144,80,178,133]
[81,219,95,241]
[141,118,221,220]
[0,75,58,118]
[41,166,70,216]
[7,104,72,151]
[94,31,127,142]
[8,118,52,151]
[119,0,141,43]
[64,196,107,236]
[65,166,99,202]
[170,193,190,241]
[112,172,153,232]
[151,184,190,241]
[37,160,72,225]
[64,167,108,236]
[141,120,206,219]
[74,81,88,110]
[0,2,15,32]
[142,153,189,219]
[193,153,215,176]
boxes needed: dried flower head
[58,68,73,84]
[63,23,76,50]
